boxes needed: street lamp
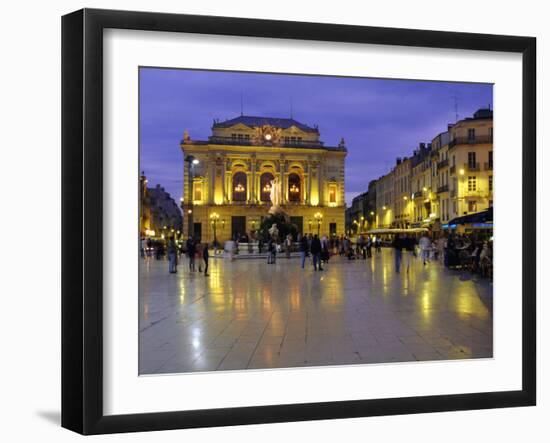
[210,212,220,245]
[184,155,199,238]
[314,211,323,235]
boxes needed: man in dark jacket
[392,234,404,273]
[202,242,209,276]
[299,234,309,269]
[186,236,196,271]
[167,237,178,274]
[310,234,323,271]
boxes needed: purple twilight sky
[139,68,493,206]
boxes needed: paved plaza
[139,249,492,374]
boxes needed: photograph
[138,67,494,375]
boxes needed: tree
[258,213,298,243]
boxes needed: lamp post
[179,197,184,240]
[314,211,323,236]
[184,155,199,238]
[210,212,220,245]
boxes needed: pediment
[283,125,308,134]
[226,123,253,131]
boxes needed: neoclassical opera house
[180,115,347,243]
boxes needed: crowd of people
[390,231,493,277]
[140,236,210,276]
[141,229,493,279]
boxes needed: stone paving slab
[139,248,493,374]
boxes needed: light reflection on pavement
[139,249,492,374]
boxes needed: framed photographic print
[61,8,536,435]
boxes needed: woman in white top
[418,233,432,265]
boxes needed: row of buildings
[139,173,183,239]
[345,108,493,233]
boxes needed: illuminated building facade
[345,180,377,234]
[446,109,493,220]
[180,115,347,242]
[139,172,183,238]
[393,156,412,228]
[410,143,435,227]
[361,108,493,231]
[375,171,394,228]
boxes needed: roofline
[180,140,347,153]
[212,115,319,132]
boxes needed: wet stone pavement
[139,248,493,374]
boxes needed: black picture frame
[62,8,536,435]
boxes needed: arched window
[232,171,247,202]
[260,172,274,202]
[288,173,301,202]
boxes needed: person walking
[155,241,164,260]
[392,234,404,273]
[186,236,196,271]
[140,237,145,258]
[404,235,417,272]
[375,236,382,253]
[366,235,372,258]
[196,242,203,273]
[202,242,209,276]
[285,233,293,259]
[167,236,178,274]
[267,237,277,264]
[357,235,365,259]
[299,234,309,269]
[321,234,330,265]
[419,233,431,265]
[436,235,446,263]
[310,234,323,271]
[258,237,263,254]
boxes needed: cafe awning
[365,228,429,235]
[447,207,493,226]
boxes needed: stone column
[208,155,215,204]
[246,172,251,203]
[318,159,324,206]
[279,157,286,204]
[304,161,310,205]
[221,157,227,203]
[225,159,231,203]
[250,155,257,203]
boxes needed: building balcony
[207,136,324,149]
[437,185,449,194]
[462,190,489,198]
[437,159,449,170]
[449,135,493,148]
[484,162,493,171]
[465,162,481,172]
